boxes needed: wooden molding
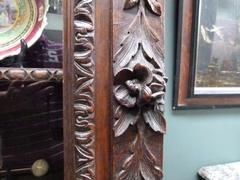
[63,0,96,179]
[73,0,96,179]
[0,68,62,82]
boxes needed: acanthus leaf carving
[113,0,167,136]
[114,4,164,76]
[117,122,163,180]
[145,0,162,16]
[123,0,161,15]
[124,0,139,10]
[113,0,166,179]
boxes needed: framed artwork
[174,0,240,109]
[48,0,62,14]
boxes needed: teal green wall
[164,1,240,180]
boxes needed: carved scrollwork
[113,0,166,179]
[74,0,95,179]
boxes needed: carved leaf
[75,129,95,178]
[124,0,140,9]
[115,85,137,108]
[75,20,94,34]
[140,164,162,180]
[75,0,93,14]
[114,8,164,76]
[145,0,162,16]
[114,1,166,179]
[117,132,163,180]
[114,22,140,74]
[114,106,140,137]
[140,14,164,69]
[142,108,166,133]
[140,143,163,179]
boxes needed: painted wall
[164,1,240,180]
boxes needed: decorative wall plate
[0,0,49,60]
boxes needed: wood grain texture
[63,0,75,179]
[112,0,166,179]
[95,0,111,179]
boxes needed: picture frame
[173,0,240,109]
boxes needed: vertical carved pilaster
[113,0,166,179]
[73,0,95,179]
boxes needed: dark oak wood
[95,0,111,180]
[174,0,240,109]
[112,0,166,179]
[63,0,97,179]
[0,0,167,179]
[64,0,112,179]
[64,0,167,179]
[72,0,96,179]
[63,0,75,179]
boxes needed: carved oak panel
[64,0,165,179]
[112,0,166,179]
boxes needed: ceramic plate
[0,0,49,60]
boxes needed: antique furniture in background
[0,0,63,179]
[174,0,240,109]
[0,0,49,60]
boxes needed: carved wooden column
[112,0,166,179]
[64,0,166,179]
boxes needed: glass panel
[0,80,63,179]
[194,0,240,95]
[0,0,63,69]
[0,0,63,179]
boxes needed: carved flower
[124,0,162,16]
[114,63,166,137]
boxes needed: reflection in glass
[194,0,240,95]
[0,81,63,179]
[0,0,63,69]
[0,0,64,179]
[0,0,18,33]
[49,0,62,14]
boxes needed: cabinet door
[63,0,166,179]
